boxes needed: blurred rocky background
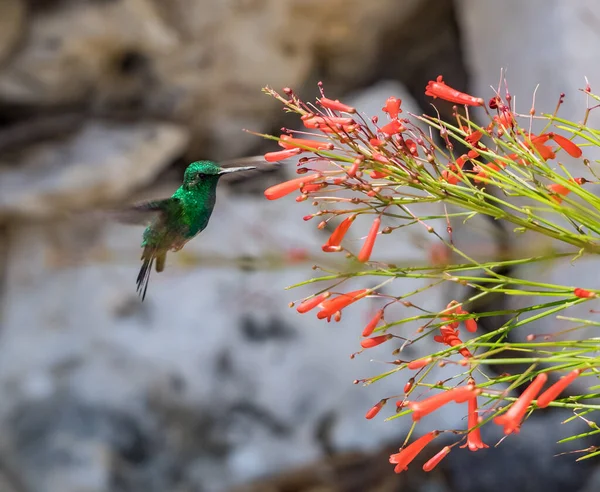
[0,0,600,491]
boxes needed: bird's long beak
[218,166,256,174]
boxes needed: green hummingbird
[122,159,260,300]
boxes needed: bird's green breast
[174,183,217,238]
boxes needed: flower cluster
[256,76,600,471]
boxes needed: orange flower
[264,174,320,200]
[318,97,356,113]
[380,119,404,136]
[360,334,392,348]
[574,287,596,298]
[382,96,402,119]
[323,214,356,251]
[296,292,330,314]
[434,325,472,358]
[279,135,334,151]
[409,386,479,421]
[372,152,390,164]
[493,373,548,435]
[461,396,488,451]
[357,217,381,262]
[362,309,384,337]
[317,289,369,319]
[494,111,516,128]
[407,357,433,370]
[370,170,388,179]
[405,139,418,157]
[365,399,386,419]
[465,129,483,145]
[302,116,355,129]
[264,148,302,162]
[425,76,484,106]
[423,446,451,472]
[547,178,585,203]
[537,369,582,408]
[549,133,582,158]
[389,431,440,473]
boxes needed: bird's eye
[196,173,205,179]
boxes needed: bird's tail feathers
[137,248,155,301]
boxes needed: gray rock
[0,0,25,65]
[0,121,189,219]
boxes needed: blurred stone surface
[0,0,422,161]
[0,121,189,219]
[0,1,599,491]
[0,0,25,66]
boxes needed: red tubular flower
[465,130,483,145]
[494,111,516,128]
[365,399,386,419]
[434,325,472,358]
[461,396,488,451]
[407,357,433,370]
[264,148,302,162]
[371,170,389,179]
[409,386,479,421]
[264,174,320,200]
[549,133,582,158]
[382,96,402,119]
[423,446,451,472]
[318,97,356,113]
[323,214,356,251]
[473,163,502,184]
[532,142,556,160]
[302,116,354,129]
[389,431,440,473]
[405,139,418,157]
[404,378,415,394]
[372,152,390,164]
[547,183,570,203]
[296,292,330,314]
[369,138,384,147]
[425,76,484,106]
[464,317,477,333]
[357,217,381,262]
[493,373,548,435]
[574,287,596,298]
[362,309,384,337]
[380,119,404,136]
[279,135,333,151]
[537,369,582,408]
[317,289,369,318]
[360,334,392,349]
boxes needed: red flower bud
[537,369,582,408]
[425,76,484,106]
[423,446,451,472]
[296,292,330,313]
[549,133,582,158]
[264,174,320,200]
[357,217,381,263]
[365,399,386,419]
[318,97,356,113]
[574,287,596,298]
[264,148,302,162]
[362,309,384,337]
[360,334,392,349]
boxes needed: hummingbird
[121,159,261,300]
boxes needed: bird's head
[183,161,257,190]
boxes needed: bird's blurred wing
[218,155,280,182]
[96,198,176,226]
